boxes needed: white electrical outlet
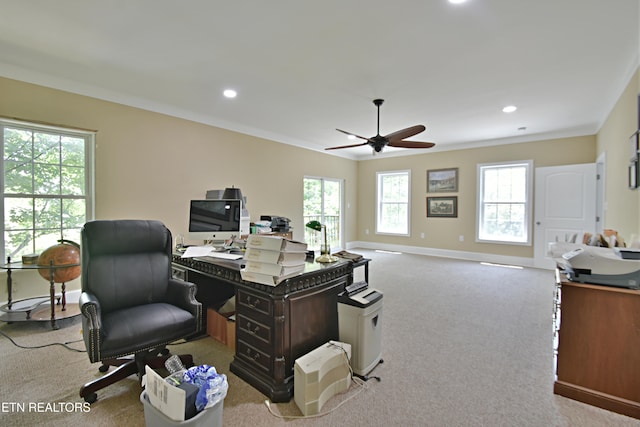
[420,232,425,239]
[365,229,369,235]
[459,235,464,242]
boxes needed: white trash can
[140,391,223,427]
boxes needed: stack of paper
[240,235,308,286]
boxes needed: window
[1,120,95,261]
[477,160,532,244]
[303,177,343,250]
[376,170,410,235]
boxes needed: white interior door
[534,163,597,269]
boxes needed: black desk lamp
[305,220,338,263]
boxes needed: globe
[37,240,81,283]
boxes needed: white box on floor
[294,341,351,416]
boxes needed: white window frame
[1,118,95,262]
[476,160,533,245]
[376,170,411,236]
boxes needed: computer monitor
[187,199,242,244]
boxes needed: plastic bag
[182,364,229,411]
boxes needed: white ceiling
[1,1,638,160]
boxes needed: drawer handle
[244,347,260,361]
[245,322,260,335]
[245,296,260,308]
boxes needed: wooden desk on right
[553,270,640,420]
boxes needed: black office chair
[78,219,202,403]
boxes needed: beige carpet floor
[1,249,639,426]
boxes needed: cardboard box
[206,309,236,351]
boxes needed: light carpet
[1,249,638,426]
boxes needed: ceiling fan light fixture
[326,99,435,153]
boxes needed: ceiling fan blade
[336,128,374,142]
[325,141,369,150]
[384,125,426,142]
[387,140,435,149]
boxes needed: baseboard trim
[346,241,542,269]
[554,380,640,420]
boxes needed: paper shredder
[337,281,383,377]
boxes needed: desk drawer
[237,339,271,373]
[237,313,271,346]
[237,289,272,317]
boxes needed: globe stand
[1,243,81,329]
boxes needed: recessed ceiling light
[449,0,468,4]
[502,105,517,113]
[223,89,237,98]
[347,135,356,140]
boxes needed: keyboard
[201,252,243,261]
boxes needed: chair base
[79,348,194,403]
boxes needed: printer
[548,242,640,289]
[260,215,291,232]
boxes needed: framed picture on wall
[427,168,458,193]
[630,131,639,161]
[427,196,458,218]
[630,159,638,189]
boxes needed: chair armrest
[79,291,102,327]
[167,278,202,331]
[79,291,103,362]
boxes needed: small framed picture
[427,196,458,218]
[630,131,639,161]
[629,160,638,189]
[427,168,458,193]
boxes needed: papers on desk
[180,246,243,260]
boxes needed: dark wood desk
[553,270,640,419]
[172,254,353,402]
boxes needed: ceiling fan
[326,99,435,153]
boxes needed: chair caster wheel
[84,393,97,404]
[98,364,109,372]
[161,348,169,356]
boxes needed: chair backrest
[81,219,173,314]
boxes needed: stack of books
[240,235,308,286]
[332,250,363,262]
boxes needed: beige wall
[0,77,358,241]
[0,65,638,301]
[597,69,640,240]
[0,77,358,300]
[356,136,596,258]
